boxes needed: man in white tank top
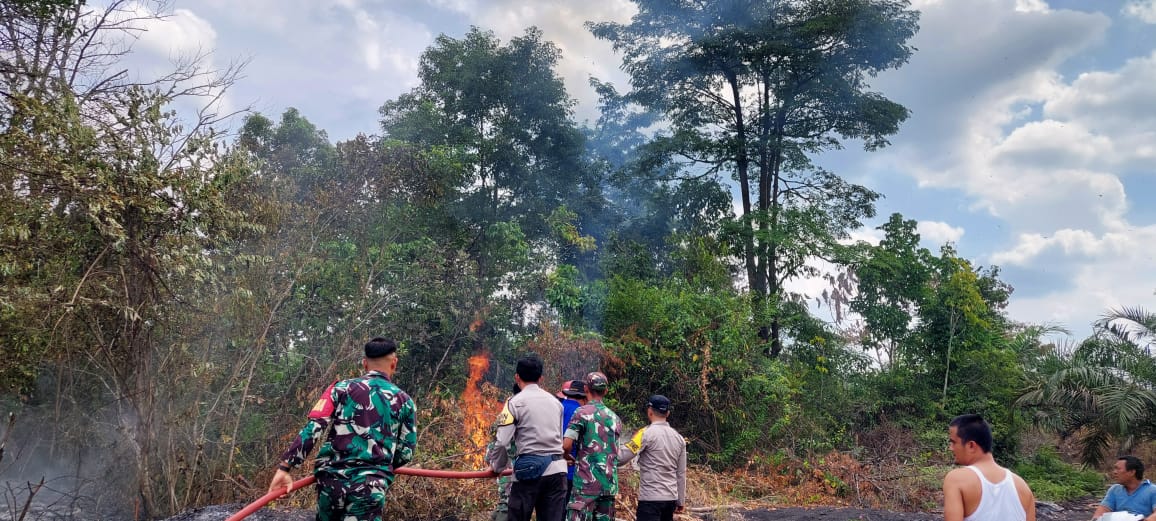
[943,414,1036,521]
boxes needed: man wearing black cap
[268,337,417,521]
[557,380,588,491]
[618,395,686,521]
[487,353,568,521]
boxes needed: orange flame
[462,351,502,467]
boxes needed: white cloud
[138,8,218,57]
[831,0,1156,336]
[456,0,637,123]
[91,3,238,120]
[917,221,965,245]
[1015,0,1048,13]
[161,0,434,137]
[98,2,218,59]
[991,120,1114,169]
[849,227,885,246]
[1003,224,1156,331]
[350,8,384,71]
[1046,51,1156,132]
[991,228,1122,265]
[423,0,475,13]
[1123,0,1156,23]
[198,0,292,32]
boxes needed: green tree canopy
[591,0,919,357]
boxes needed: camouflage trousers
[315,474,388,521]
[564,493,615,521]
[492,474,512,521]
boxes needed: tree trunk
[726,72,757,297]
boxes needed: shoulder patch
[307,382,337,419]
[495,401,514,426]
[626,426,647,453]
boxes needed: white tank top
[963,466,1026,521]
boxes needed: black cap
[647,395,671,414]
[561,380,587,398]
[365,337,398,358]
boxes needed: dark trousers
[636,500,677,521]
[509,472,567,521]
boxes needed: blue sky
[125,0,1155,340]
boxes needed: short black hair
[515,353,543,383]
[365,337,398,358]
[949,414,993,453]
[1120,456,1145,480]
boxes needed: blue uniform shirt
[1102,480,1156,517]
[561,398,581,481]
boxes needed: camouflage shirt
[564,401,622,496]
[281,370,417,484]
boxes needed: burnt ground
[697,497,1098,521]
[163,498,1099,521]
[161,504,313,521]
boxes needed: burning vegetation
[461,352,503,467]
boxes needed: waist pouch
[513,454,561,481]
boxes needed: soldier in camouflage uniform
[268,337,418,521]
[492,447,515,521]
[562,372,622,521]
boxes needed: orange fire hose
[225,467,513,521]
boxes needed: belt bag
[513,454,561,481]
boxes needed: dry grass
[258,425,946,520]
[245,390,946,520]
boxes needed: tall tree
[1,85,253,518]
[380,27,597,278]
[0,2,247,516]
[846,213,933,365]
[0,0,241,120]
[591,0,919,357]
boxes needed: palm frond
[1097,306,1156,348]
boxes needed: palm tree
[1017,307,1156,465]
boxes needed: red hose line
[224,476,316,521]
[225,467,512,521]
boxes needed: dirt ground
[167,497,1099,521]
[162,503,313,521]
[715,497,1098,521]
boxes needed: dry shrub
[384,388,509,521]
[523,323,607,389]
[858,423,922,466]
[658,451,942,514]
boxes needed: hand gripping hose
[225,467,513,521]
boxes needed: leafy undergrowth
[1014,447,1105,502]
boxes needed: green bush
[1015,446,1105,501]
